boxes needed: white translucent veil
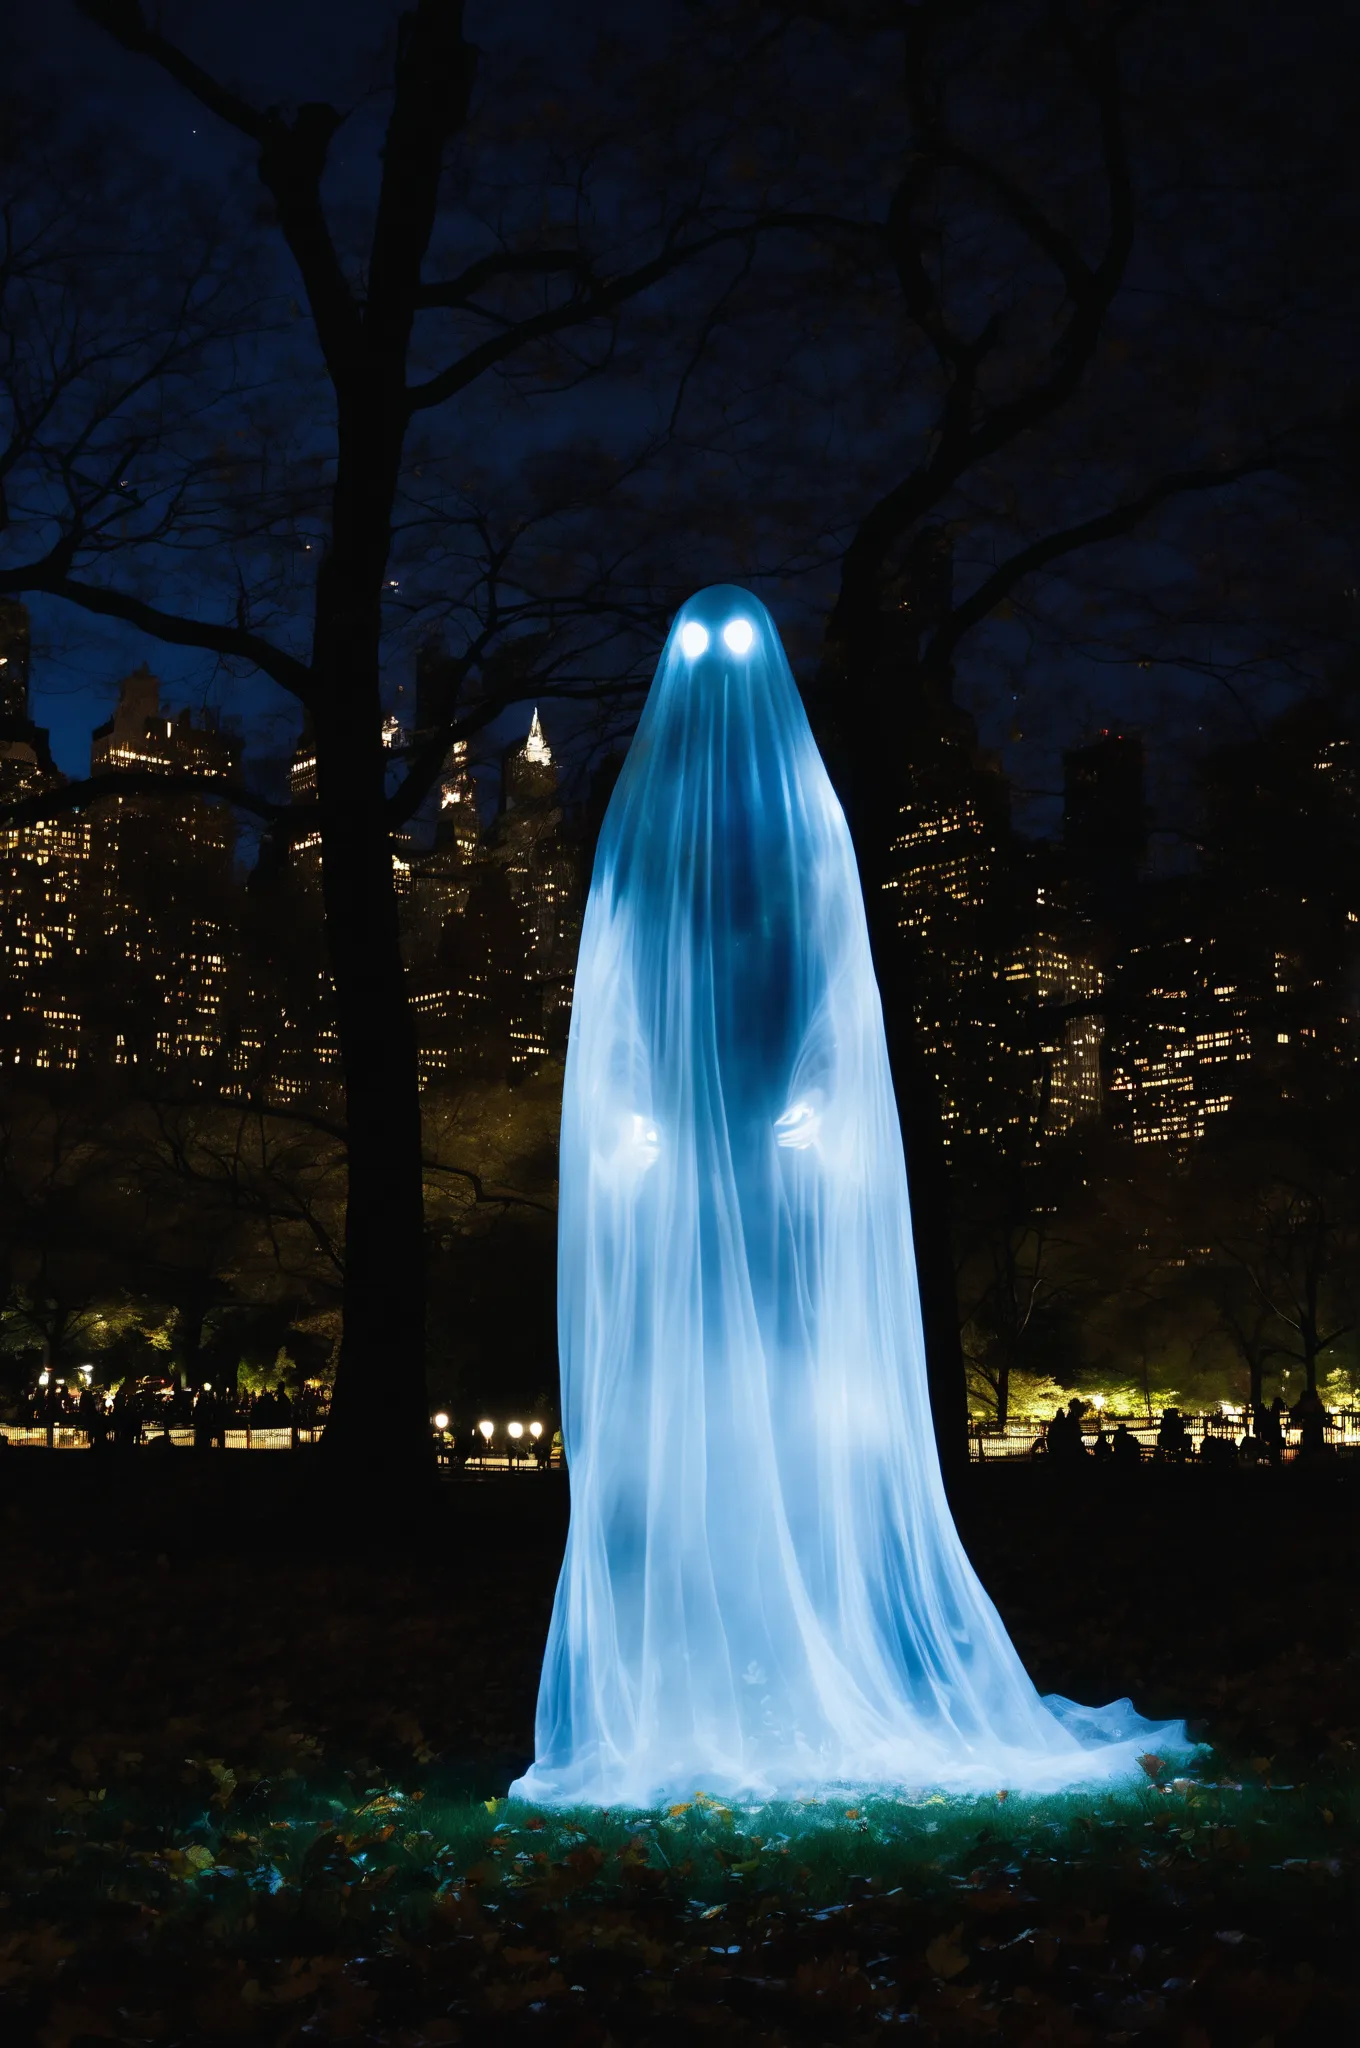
[511,586,1184,1808]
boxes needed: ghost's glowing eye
[679,621,709,658]
[723,617,754,654]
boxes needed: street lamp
[433,1412,450,1432]
[1092,1393,1105,1412]
[508,1421,524,1439]
[529,1421,543,1440]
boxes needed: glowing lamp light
[433,1412,450,1431]
[38,1370,50,1387]
[722,616,754,654]
[508,1421,525,1439]
[529,1421,544,1439]
[679,621,709,658]
[1092,1393,1105,1411]
[478,1419,495,1441]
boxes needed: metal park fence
[0,1420,563,1465]
[0,1424,324,1452]
[969,1411,1360,1462]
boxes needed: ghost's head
[665,585,771,678]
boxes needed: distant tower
[437,739,480,866]
[502,707,557,810]
[90,664,235,783]
[1062,731,1146,909]
[883,713,1030,1145]
[86,665,240,1071]
[0,600,83,1070]
[492,708,579,1063]
[0,599,56,793]
[0,599,31,724]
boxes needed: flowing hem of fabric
[508,1697,1195,1811]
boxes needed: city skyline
[0,597,582,1094]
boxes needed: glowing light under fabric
[511,584,1186,1809]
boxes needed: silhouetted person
[1156,1407,1192,1461]
[1092,1425,1112,1462]
[111,1384,142,1451]
[1044,1399,1088,1463]
[1292,1384,1327,1458]
[1061,1397,1090,1461]
[1111,1423,1142,1466]
[193,1388,227,1450]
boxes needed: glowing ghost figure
[511,586,1185,1807]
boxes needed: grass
[2,1751,1356,2042]
[0,1460,1356,2039]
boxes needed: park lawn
[0,1755,1355,2044]
[0,1459,1356,2042]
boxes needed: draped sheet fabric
[510,586,1185,1808]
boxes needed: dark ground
[0,1455,1355,2044]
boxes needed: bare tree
[1,0,1351,1491]
[764,0,1357,1466]
[0,1,793,1485]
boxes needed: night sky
[8,0,1358,836]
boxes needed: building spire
[524,707,551,766]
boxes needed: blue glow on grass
[510,584,1186,1808]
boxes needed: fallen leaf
[925,1926,969,1980]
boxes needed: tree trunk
[827,650,971,1486]
[312,615,432,1490]
[175,1297,207,1391]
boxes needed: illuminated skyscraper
[0,602,87,1071]
[84,667,239,1071]
[1005,910,1104,1133]
[883,726,1037,1144]
[0,600,56,797]
[0,599,33,726]
[437,738,479,870]
[491,709,578,1062]
[228,719,336,1102]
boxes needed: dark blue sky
[9,0,1353,837]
